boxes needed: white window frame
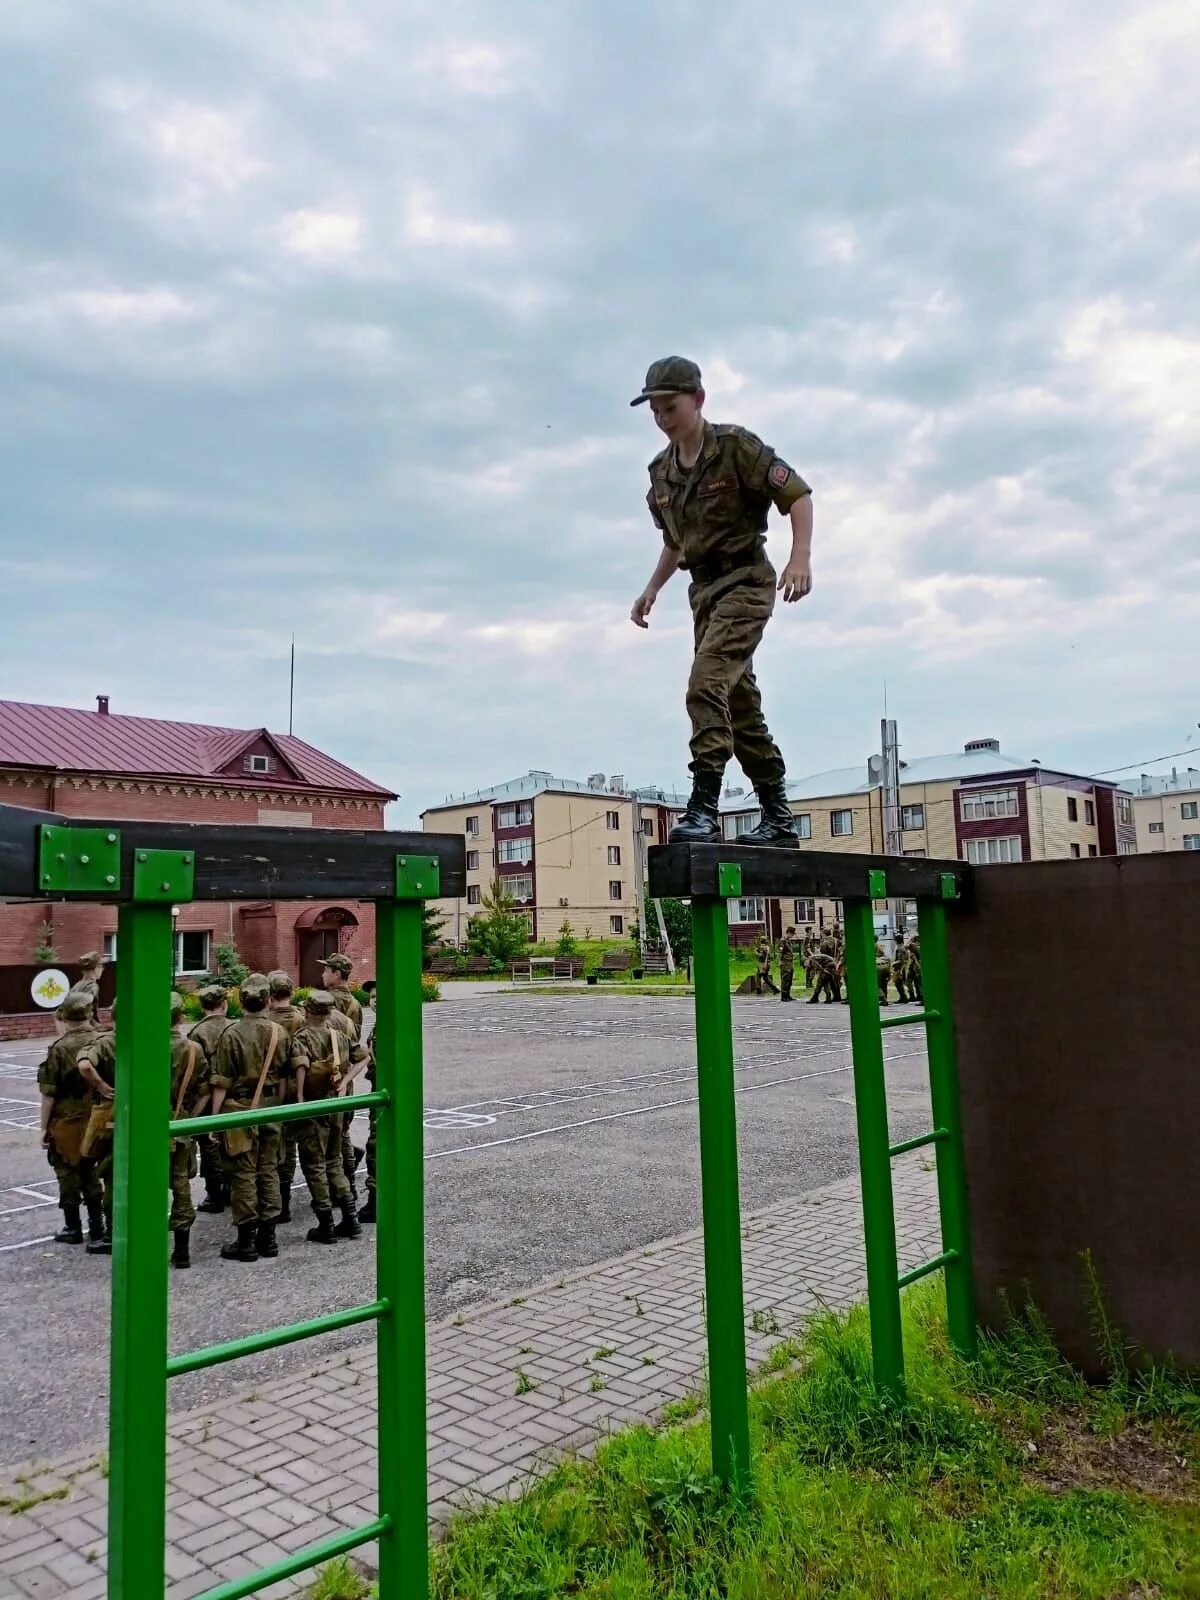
[496,801,533,829]
[1118,840,1137,855]
[900,804,925,831]
[903,848,927,858]
[1183,834,1200,851]
[174,929,211,975]
[960,788,1019,821]
[505,873,534,902]
[102,931,118,961]
[728,897,765,924]
[609,915,624,935]
[466,885,481,906]
[248,753,271,775]
[497,837,532,864]
[1117,795,1132,826]
[607,845,621,865]
[724,811,761,840]
[609,879,623,900]
[1084,799,1096,826]
[642,818,654,836]
[793,898,814,924]
[1148,822,1164,834]
[466,849,479,870]
[605,809,620,830]
[1182,802,1199,821]
[963,835,1023,865]
[796,812,812,840]
[465,815,480,836]
[830,808,853,837]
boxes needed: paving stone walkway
[0,1153,938,1599]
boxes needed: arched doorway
[295,906,359,987]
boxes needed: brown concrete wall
[947,853,1200,1374]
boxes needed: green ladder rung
[897,1248,959,1290]
[169,1088,388,1137]
[879,1008,941,1029]
[167,1299,389,1378]
[888,1127,947,1158]
[193,1513,391,1600]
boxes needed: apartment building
[1125,767,1200,854]
[718,737,1137,944]
[422,772,689,945]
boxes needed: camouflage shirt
[211,1015,290,1105]
[78,1029,117,1090]
[189,1014,232,1069]
[38,1026,100,1119]
[327,988,363,1041]
[170,1035,209,1119]
[291,1023,368,1101]
[646,422,810,574]
[779,936,795,970]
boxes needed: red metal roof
[0,700,395,799]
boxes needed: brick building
[0,698,394,1024]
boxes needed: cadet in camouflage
[289,989,369,1244]
[630,357,814,848]
[209,974,290,1263]
[168,993,209,1268]
[190,986,233,1214]
[320,954,365,1200]
[266,970,306,1224]
[37,991,103,1244]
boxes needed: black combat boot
[357,1192,376,1224]
[86,1211,112,1255]
[197,1184,226,1215]
[306,1209,338,1245]
[277,1194,291,1224]
[255,1220,279,1258]
[335,1198,362,1239]
[739,780,799,848]
[54,1203,84,1244]
[220,1222,259,1262]
[171,1229,191,1269]
[85,1199,105,1244]
[668,770,723,844]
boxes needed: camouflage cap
[77,951,103,969]
[304,988,335,1013]
[630,356,702,407]
[240,972,270,1001]
[58,991,94,1022]
[196,984,227,1009]
[320,953,353,977]
[267,969,294,997]
[169,991,185,1020]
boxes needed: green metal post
[843,900,906,1399]
[373,895,429,1598]
[917,899,977,1360]
[690,894,751,1493]
[108,900,174,1600]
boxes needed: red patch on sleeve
[768,461,791,489]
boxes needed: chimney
[96,695,110,716]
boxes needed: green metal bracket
[38,825,121,893]
[395,854,439,900]
[131,849,195,904]
[717,862,743,898]
[867,868,888,900]
[940,873,958,901]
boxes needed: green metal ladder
[106,848,438,1600]
[688,860,977,1496]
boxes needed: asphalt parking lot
[0,989,932,1464]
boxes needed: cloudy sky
[1,2,1197,823]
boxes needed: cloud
[0,0,1197,822]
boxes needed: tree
[422,902,448,963]
[212,942,250,988]
[641,895,693,961]
[467,877,531,967]
[555,919,578,957]
[33,920,58,963]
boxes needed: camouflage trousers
[92,1137,114,1228]
[47,1145,102,1210]
[365,1106,376,1196]
[199,1133,227,1195]
[169,1139,198,1231]
[278,1125,298,1195]
[225,1125,283,1226]
[296,1117,349,1213]
[686,570,786,783]
[780,965,794,1000]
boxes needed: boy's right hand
[630,591,655,628]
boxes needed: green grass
[423,1284,1200,1599]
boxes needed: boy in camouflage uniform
[266,971,306,1223]
[37,992,103,1244]
[210,974,290,1263]
[875,941,892,1006]
[630,356,814,847]
[321,954,364,1197]
[77,1001,118,1253]
[290,990,369,1243]
[358,983,379,1224]
[168,993,210,1269]
[756,934,779,996]
[779,927,796,1002]
[190,986,233,1213]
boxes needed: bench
[463,956,494,975]
[427,956,459,975]
[587,949,634,984]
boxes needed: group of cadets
[753,927,923,1006]
[36,950,379,1268]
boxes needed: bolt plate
[867,868,888,900]
[38,826,122,894]
[395,854,440,900]
[940,872,959,901]
[717,862,743,898]
[132,849,196,904]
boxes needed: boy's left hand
[778,558,813,602]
